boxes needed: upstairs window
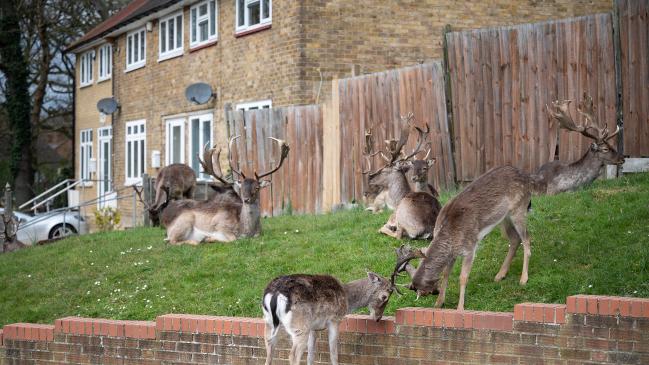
[126,28,146,71]
[236,0,271,33]
[190,0,217,48]
[236,99,272,111]
[79,51,94,86]
[159,11,183,60]
[98,44,112,81]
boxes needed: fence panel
[447,14,617,181]
[227,105,323,216]
[618,0,649,157]
[337,62,454,204]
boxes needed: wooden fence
[335,62,455,204]
[618,0,649,157]
[446,13,617,181]
[226,105,323,216]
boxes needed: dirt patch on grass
[591,186,641,201]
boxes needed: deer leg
[509,209,531,285]
[327,321,340,365]
[434,258,456,308]
[306,331,316,365]
[495,217,522,282]
[289,332,308,365]
[264,324,277,365]
[457,249,476,311]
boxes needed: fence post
[612,1,625,177]
[142,173,151,227]
[322,78,341,212]
[4,183,13,215]
[442,23,459,187]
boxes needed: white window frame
[97,126,115,207]
[125,120,146,186]
[79,129,93,185]
[79,51,94,87]
[190,0,218,48]
[188,113,214,180]
[125,28,146,72]
[236,99,272,111]
[235,0,271,33]
[98,44,112,81]
[159,11,184,61]
[165,118,186,165]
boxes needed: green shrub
[93,207,121,232]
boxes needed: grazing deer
[537,93,624,195]
[262,270,399,365]
[363,115,441,240]
[396,166,545,310]
[134,164,196,226]
[159,136,289,244]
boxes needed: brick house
[67,0,612,228]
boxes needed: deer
[158,136,289,244]
[394,165,546,310]
[262,269,400,365]
[363,114,441,240]
[537,93,624,195]
[133,163,196,226]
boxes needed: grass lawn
[1,173,648,327]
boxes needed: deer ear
[259,180,271,189]
[367,271,381,284]
[427,158,436,167]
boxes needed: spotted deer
[363,114,441,240]
[262,269,400,365]
[395,166,545,310]
[133,163,196,226]
[159,136,289,244]
[537,93,624,195]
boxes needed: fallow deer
[363,114,441,240]
[396,166,545,310]
[262,269,399,365]
[537,93,624,195]
[159,136,289,244]
[134,163,196,226]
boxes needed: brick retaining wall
[2,295,648,364]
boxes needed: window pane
[168,19,174,50]
[209,0,216,36]
[99,49,103,75]
[238,0,245,26]
[172,125,181,163]
[140,140,145,176]
[81,146,86,178]
[176,15,182,48]
[161,22,167,53]
[248,1,260,25]
[191,119,200,173]
[202,120,211,146]
[133,35,138,61]
[191,8,197,42]
[199,20,208,41]
[128,37,132,64]
[262,0,269,19]
[199,3,207,16]
[127,142,132,178]
[140,124,145,133]
[140,31,144,61]
[133,140,138,177]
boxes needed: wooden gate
[226,106,323,216]
[447,13,617,181]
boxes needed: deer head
[547,93,624,165]
[132,185,167,226]
[198,136,290,205]
[407,146,435,184]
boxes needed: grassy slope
[1,173,648,326]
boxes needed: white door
[166,118,185,165]
[97,127,115,208]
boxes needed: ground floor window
[164,113,214,180]
[125,120,146,185]
[79,129,93,183]
[166,118,185,165]
[236,99,272,111]
[98,126,114,207]
[189,114,213,180]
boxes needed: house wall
[300,0,614,103]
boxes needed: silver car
[0,208,88,245]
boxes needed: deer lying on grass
[134,163,196,226]
[159,136,289,244]
[396,166,545,310]
[364,114,441,240]
[262,270,399,365]
[537,93,624,195]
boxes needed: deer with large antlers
[364,114,441,240]
[395,166,545,310]
[158,136,289,244]
[537,93,624,195]
[262,269,400,365]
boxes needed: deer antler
[402,123,431,161]
[362,128,382,175]
[228,135,246,179]
[132,186,152,210]
[391,244,426,295]
[547,93,610,142]
[254,137,290,180]
[197,143,233,186]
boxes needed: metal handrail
[29,180,84,212]
[18,179,77,210]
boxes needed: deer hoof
[519,276,528,285]
[494,273,506,282]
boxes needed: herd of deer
[135,94,623,365]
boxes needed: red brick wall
[2,295,649,364]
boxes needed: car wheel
[48,224,77,240]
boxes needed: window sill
[235,23,272,38]
[124,63,145,73]
[158,50,184,63]
[97,76,111,84]
[79,181,93,187]
[124,179,142,187]
[79,82,93,89]
[189,40,218,53]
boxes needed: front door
[97,126,115,208]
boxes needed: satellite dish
[97,97,120,114]
[185,82,215,104]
